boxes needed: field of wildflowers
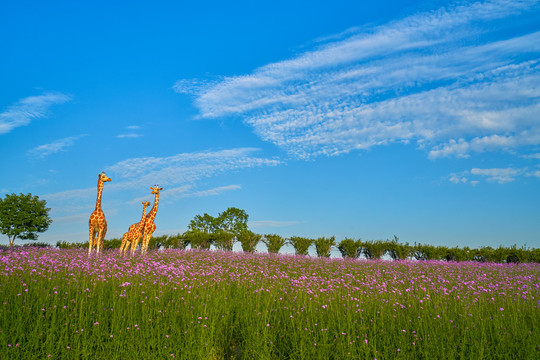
[1,248,539,359]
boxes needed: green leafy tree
[0,193,52,248]
[262,234,286,254]
[288,236,313,256]
[187,207,249,240]
[337,238,362,259]
[314,236,336,257]
[188,213,219,234]
[216,207,248,235]
[237,230,261,252]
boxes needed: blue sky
[1,0,539,250]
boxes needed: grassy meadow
[1,248,539,359]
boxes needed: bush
[413,243,441,261]
[288,236,313,256]
[314,236,336,258]
[185,231,213,250]
[262,234,286,254]
[22,242,52,248]
[213,230,235,251]
[337,238,362,259]
[442,246,471,262]
[385,236,411,260]
[362,240,386,260]
[163,233,189,249]
[102,238,123,250]
[237,230,261,253]
[56,241,87,249]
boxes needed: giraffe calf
[119,201,151,255]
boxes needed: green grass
[1,248,539,359]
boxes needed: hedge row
[45,233,540,264]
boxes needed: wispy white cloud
[106,147,280,188]
[521,153,540,159]
[27,134,88,158]
[190,184,241,197]
[117,133,143,139]
[176,0,540,160]
[449,166,540,184]
[117,125,143,138]
[0,92,71,134]
[128,184,242,204]
[470,167,527,183]
[44,148,280,204]
[42,187,96,202]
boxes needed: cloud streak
[105,147,280,189]
[175,0,540,160]
[449,166,540,184]
[27,134,88,158]
[0,92,71,134]
[44,147,280,204]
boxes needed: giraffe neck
[139,205,149,225]
[95,181,104,211]
[147,193,159,220]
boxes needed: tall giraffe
[140,185,163,255]
[88,172,112,255]
[119,201,151,255]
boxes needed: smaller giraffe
[140,185,163,255]
[119,201,151,255]
[88,172,112,256]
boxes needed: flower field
[1,248,539,359]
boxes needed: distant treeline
[4,233,534,264]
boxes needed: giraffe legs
[131,235,142,255]
[141,228,155,255]
[88,226,96,256]
[96,222,107,255]
[119,235,129,255]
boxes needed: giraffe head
[142,201,151,207]
[150,185,163,194]
[99,172,112,183]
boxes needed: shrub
[362,240,386,260]
[413,243,441,261]
[163,233,189,249]
[22,242,51,248]
[56,241,87,249]
[314,236,336,258]
[337,238,362,259]
[213,230,235,251]
[262,234,286,254]
[385,236,411,260]
[185,231,213,250]
[237,230,261,253]
[288,236,313,256]
[442,246,471,262]
[102,238,123,250]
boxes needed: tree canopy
[188,207,248,236]
[0,193,52,248]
